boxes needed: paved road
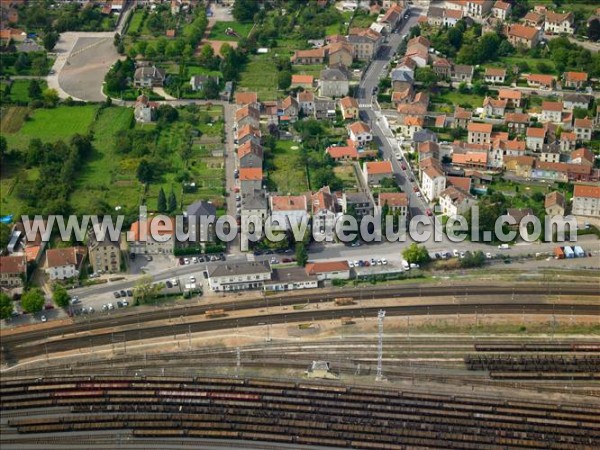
[356,8,428,218]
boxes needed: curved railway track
[3,298,599,363]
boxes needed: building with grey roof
[207,261,272,291]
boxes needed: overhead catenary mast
[376,309,386,381]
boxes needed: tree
[168,190,177,212]
[402,243,430,265]
[0,292,13,320]
[42,88,59,108]
[14,52,29,73]
[157,187,167,212]
[233,0,259,23]
[156,104,178,123]
[0,136,6,161]
[588,18,600,42]
[415,67,437,88]
[295,242,308,266]
[572,107,589,119]
[133,275,163,304]
[460,251,486,268]
[43,31,59,51]
[136,159,154,183]
[21,288,45,314]
[28,79,42,100]
[52,284,70,308]
[536,61,552,74]
[278,70,292,90]
[202,77,220,99]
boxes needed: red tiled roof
[446,176,472,192]
[498,89,522,100]
[564,71,587,82]
[291,74,314,85]
[542,101,563,112]
[305,260,349,275]
[527,74,555,86]
[271,195,308,212]
[545,191,565,209]
[237,141,263,159]
[574,117,593,128]
[485,67,506,77]
[379,192,408,208]
[527,127,546,138]
[507,24,538,40]
[235,92,258,105]
[468,122,493,133]
[0,255,27,275]
[239,167,263,181]
[366,161,393,175]
[573,185,600,199]
[348,121,371,135]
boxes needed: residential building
[363,161,393,185]
[133,94,156,123]
[544,11,574,35]
[484,67,506,84]
[87,226,121,274]
[342,192,374,218]
[492,1,511,20]
[522,10,544,28]
[185,200,217,245]
[239,168,263,192]
[526,127,546,151]
[572,185,600,217]
[545,191,566,216]
[319,65,350,98]
[291,74,314,89]
[263,267,318,292]
[340,96,359,120]
[235,105,260,129]
[541,101,563,123]
[498,89,523,108]
[347,27,382,61]
[417,141,440,162]
[467,122,493,145]
[526,73,555,90]
[562,94,590,112]
[391,68,414,91]
[291,48,326,64]
[304,261,351,281]
[506,208,535,229]
[378,192,409,218]
[400,115,424,139]
[297,91,315,115]
[540,142,562,163]
[570,148,595,166]
[190,75,219,92]
[452,152,488,169]
[454,107,472,129]
[563,71,588,89]
[279,95,299,121]
[326,140,359,161]
[45,246,86,280]
[482,97,507,117]
[506,24,540,49]
[237,141,263,169]
[438,186,476,216]
[235,124,261,147]
[207,261,272,292]
[348,121,372,146]
[432,58,452,79]
[378,4,403,32]
[311,186,341,242]
[421,163,446,201]
[559,132,577,152]
[234,92,259,109]
[314,98,337,120]
[0,255,26,289]
[327,41,354,66]
[451,64,474,84]
[269,195,309,231]
[405,35,430,67]
[574,117,593,142]
[505,112,530,134]
[129,217,176,255]
[133,65,166,88]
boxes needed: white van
[402,260,410,271]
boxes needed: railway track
[3,300,599,363]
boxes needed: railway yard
[1,281,599,449]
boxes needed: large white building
[572,185,600,217]
[208,261,272,292]
[45,247,86,281]
[421,164,446,201]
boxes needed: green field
[208,21,254,41]
[500,56,557,75]
[268,141,309,195]
[8,79,48,103]
[4,105,99,152]
[238,55,280,100]
[434,90,486,108]
[127,9,145,35]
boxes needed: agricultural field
[3,104,99,152]
[268,141,309,195]
[238,55,280,100]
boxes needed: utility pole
[236,346,241,374]
[376,309,386,382]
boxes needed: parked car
[166,280,173,288]
[70,297,80,305]
[189,276,196,283]
[179,257,185,265]
[184,258,190,265]
[119,290,126,297]
[108,303,115,310]
[121,300,129,307]
[113,291,121,299]
[41,315,47,322]
[382,258,388,265]
[348,261,355,268]
[126,289,133,297]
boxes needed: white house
[541,101,563,123]
[574,117,593,142]
[269,195,309,231]
[45,247,86,281]
[526,127,546,151]
[347,121,373,146]
[208,261,272,292]
[438,186,476,216]
[421,164,446,201]
[544,11,575,35]
[572,185,600,217]
[304,261,351,281]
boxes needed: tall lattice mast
[376,310,386,381]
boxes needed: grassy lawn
[127,9,145,35]
[70,107,141,214]
[491,179,552,198]
[3,105,99,152]
[186,65,222,78]
[333,164,359,190]
[9,79,48,103]
[268,141,309,195]
[0,162,39,216]
[293,64,323,78]
[501,56,557,75]
[434,90,486,108]
[238,54,280,100]
[208,21,254,41]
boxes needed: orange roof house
[239,167,263,181]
